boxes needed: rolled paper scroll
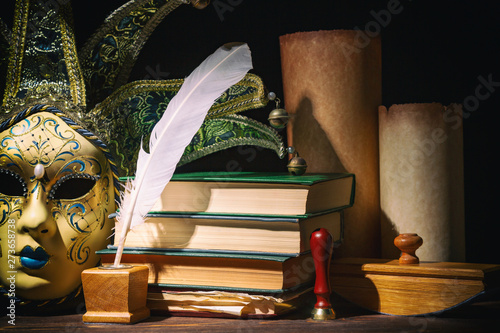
[280,30,382,258]
[379,103,465,262]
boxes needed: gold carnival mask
[0,0,283,311]
[0,112,114,300]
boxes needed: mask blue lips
[20,246,50,269]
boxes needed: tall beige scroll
[379,103,465,262]
[280,30,381,258]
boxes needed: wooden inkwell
[81,264,150,324]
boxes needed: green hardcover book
[97,248,315,291]
[112,210,344,256]
[121,171,355,216]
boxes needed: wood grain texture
[2,295,499,333]
[81,265,150,324]
[331,258,500,316]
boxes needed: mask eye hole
[0,169,27,197]
[50,174,99,200]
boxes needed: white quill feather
[113,43,253,266]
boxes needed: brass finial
[287,147,307,175]
[267,92,290,129]
[189,0,210,9]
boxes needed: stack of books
[98,171,355,318]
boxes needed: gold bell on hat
[267,92,289,130]
[188,0,210,10]
[287,147,307,176]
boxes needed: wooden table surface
[1,293,498,332]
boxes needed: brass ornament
[287,147,307,175]
[311,307,336,321]
[267,92,290,129]
[268,107,290,130]
[190,0,211,9]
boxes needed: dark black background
[2,1,499,263]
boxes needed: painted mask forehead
[0,112,107,176]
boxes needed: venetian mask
[0,111,115,300]
[0,0,284,311]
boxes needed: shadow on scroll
[380,210,401,260]
[291,97,347,174]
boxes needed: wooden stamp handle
[394,233,423,264]
[310,228,335,320]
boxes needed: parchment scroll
[280,30,382,258]
[379,103,465,262]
